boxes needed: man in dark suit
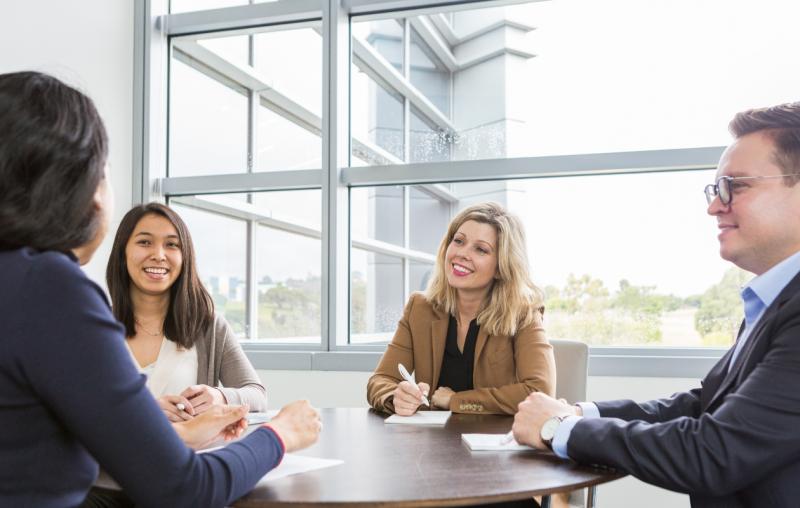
[512,102,800,508]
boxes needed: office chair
[541,339,595,508]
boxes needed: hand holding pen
[391,363,430,416]
[157,394,195,422]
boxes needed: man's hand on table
[512,393,580,450]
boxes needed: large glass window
[348,186,443,345]
[253,190,321,342]
[169,58,248,177]
[349,170,745,347]
[351,0,800,164]
[149,0,800,363]
[169,23,322,176]
[170,201,249,335]
[170,191,322,343]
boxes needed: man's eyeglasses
[704,174,800,206]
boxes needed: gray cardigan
[194,314,267,411]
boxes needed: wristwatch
[540,415,566,450]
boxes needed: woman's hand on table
[264,400,321,453]
[174,404,249,449]
[180,384,227,415]
[392,381,430,416]
[158,394,196,422]
[431,386,454,410]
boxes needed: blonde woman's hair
[424,202,544,336]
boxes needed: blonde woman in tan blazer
[368,202,556,416]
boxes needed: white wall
[0,0,134,287]
[259,369,697,508]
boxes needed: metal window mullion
[246,221,257,339]
[342,147,726,187]
[161,170,322,195]
[344,0,533,18]
[135,0,170,205]
[322,0,351,351]
[402,19,412,303]
[245,25,258,336]
[165,0,323,36]
[402,18,411,164]
[403,186,411,301]
[448,39,454,162]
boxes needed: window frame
[135,0,730,377]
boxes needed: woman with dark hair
[0,70,321,508]
[105,203,266,422]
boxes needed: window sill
[242,345,726,378]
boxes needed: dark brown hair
[106,203,214,348]
[729,102,800,186]
[0,71,107,251]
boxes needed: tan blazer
[367,292,556,415]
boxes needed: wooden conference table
[235,408,623,507]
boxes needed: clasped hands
[512,392,581,449]
[391,381,454,415]
[158,384,226,423]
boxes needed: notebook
[461,433,530,451]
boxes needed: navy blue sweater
[0,248,283,507]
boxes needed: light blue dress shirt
[550,250,800,460]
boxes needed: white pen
[499,430,515,445]
[398,363,430,407]
[176,403,186,412]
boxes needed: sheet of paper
[256,454,343,485]
[246,411,278,426]
[384,410,452,425]
[461,433,530,451]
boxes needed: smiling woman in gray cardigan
[105,203,267,422]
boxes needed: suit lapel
[706,306,776,409]
[706,271,800,409]
[430,317,448,390]
[700,338,736,410]
[701,319,744,409]
[473,326,491,372]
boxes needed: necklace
[134,318,163,337]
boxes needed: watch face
[541,416,561,442]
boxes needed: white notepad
[200,445,342,483]
[246,411,277,426]
[384,410,452,425]
[461,433,530,451]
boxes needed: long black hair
[0,71,108,252]
[107,203,215,349]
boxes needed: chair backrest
[550,339,589,403]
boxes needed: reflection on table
[235,408,623,507]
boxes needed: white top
[130,337,199,398]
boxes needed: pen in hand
[398,363,430,407]
[499,430,515,445]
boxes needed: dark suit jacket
[568,271,800,507]
[367,292,556,415]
